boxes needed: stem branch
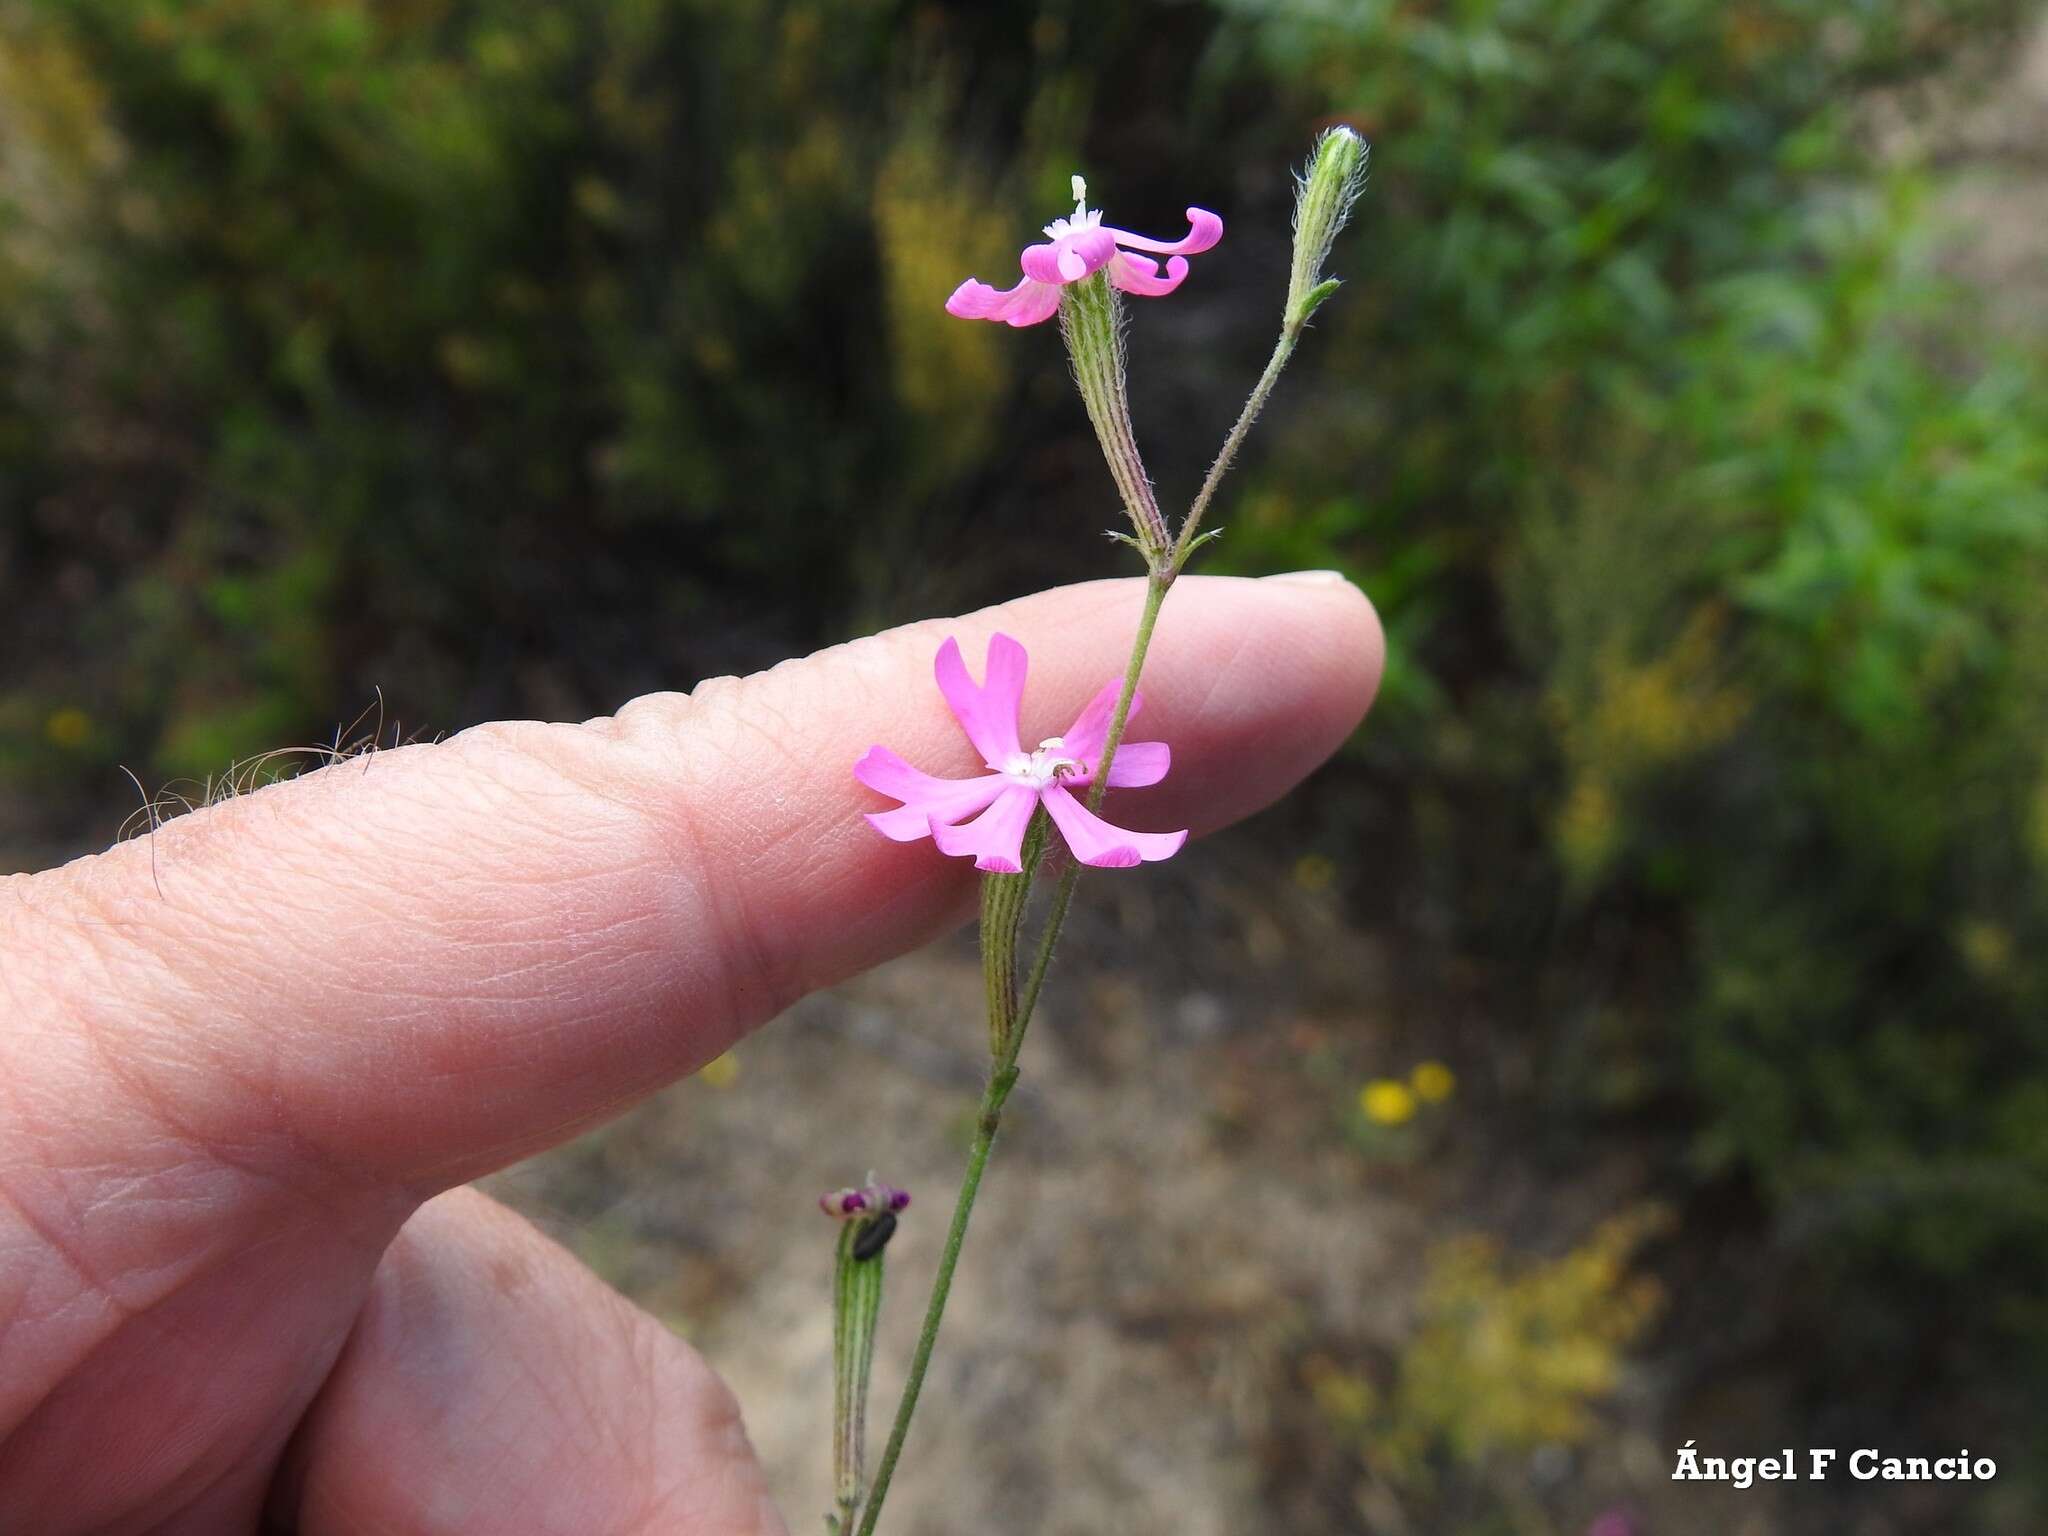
[1174,324,1299,569]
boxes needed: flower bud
[1286,126,1370,329]
[821,1179,908,1532]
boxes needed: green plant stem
[852,570,1170,1536]
[1174,325,1299,570]
[849,1062,1011,1536]
[1014,567,1169,1031]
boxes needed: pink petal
[1103,207,1224,257]
[945,275,1062,327]
[930,785,1041,873]
[1103,740,1170,787]
[1001,284,1063,326]
[854,744,972,802]
[860,778,1010,844]
[1061,738,1170,790]
[1060,680,1145,764]
[933,634,1027,768]
[1020,228,1116,286]
[855,745,1010,842]
[1107,252,1189,298]
[867,797,982,841]
[1040,784,1186,868]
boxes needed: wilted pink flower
[945,175,1223,328]
[820,1179,912,1220]
[855,633,1187,873]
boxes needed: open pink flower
[854,634,1188,873]
[945,175,1223,328]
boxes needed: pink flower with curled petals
[854,634,1187,873]
[945,175,1223,328]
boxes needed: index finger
[6,573,1380,1190]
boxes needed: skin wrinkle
[131,1415,290,1536]
[1183,614,1260,738]
[3,1219,352,1507]
[25,840,358,1192]
[623,694,797,1036]
[0,1149,276,1371]
[62,965,395,1261]
[479,731,750,1041]
[138,739,664,1179]
[6,1080,215,1343]
[0,1178,129,1383]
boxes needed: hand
[0,574,1380,1534]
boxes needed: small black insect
[851,1210,898,1262]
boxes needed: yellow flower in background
[1360,1078,1416,1126]
[1293,852,1337,892]
[45,707,92,748]
[699,1052,740,1089]
[1411,1060,1456,1104]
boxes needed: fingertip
[1259,567,1385,732]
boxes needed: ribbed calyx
[827,1212,890,1534]
[980,810,1048,1058]
[1059,272,1171,562]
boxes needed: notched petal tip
[929,785,1038,870]
[851,743,900,789]
[944,278,998,318]
[865,807,935,842]
[1109,252,1190,299]
[945,274,1061,327]
[1181,206,1225,253]
[1041,784,1186,868]
[1082,846,1142,869]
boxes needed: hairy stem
[1175,325,1298,570]
[850,1063,1013,1536]
[1014,568,1169,1033]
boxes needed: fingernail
[1264,568,1352,587]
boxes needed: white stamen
[1002,737,1084,790]
[1071,174,1087,208]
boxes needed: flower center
[1042,174,1101,240]
[1002,736,1083,789]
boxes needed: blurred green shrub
[1207,0,2047,1447]
[0,0,1107,791]
[1308,1208,1666,1502]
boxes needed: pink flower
[854,633,1188,873]
[945,175,1223,328]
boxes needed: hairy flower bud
[1287,126,1370,329]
